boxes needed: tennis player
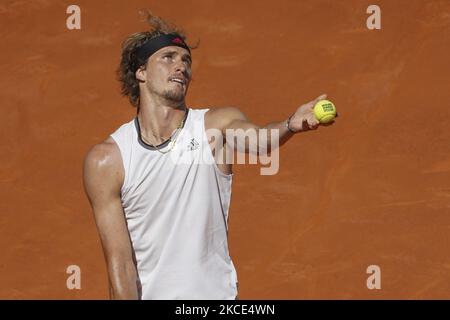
[83,11,334,299]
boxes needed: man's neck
[137,97,187,145]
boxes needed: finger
[315,94,327,102]
[308,114,319,125]
[310,123,319,130]
[302,116,318,130]
[309,117,320,129]
[308,94,328,109]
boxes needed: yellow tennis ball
[313,99,337,124]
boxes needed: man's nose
[174,63,190,80]
[174,59,186,73]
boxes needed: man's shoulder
[205,107,246,131]
[83,137,124,200]
[205,106,243,118]
[83,137,123,176]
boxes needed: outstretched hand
[288,94,336,133]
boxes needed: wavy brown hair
[117,10,196,110]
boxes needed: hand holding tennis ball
[313,99,337,124]
[287,94,337,132]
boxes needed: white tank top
[110,108,238,300]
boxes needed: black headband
[135,33,191,64]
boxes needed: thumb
[315,94,327,102]
[308,94,327,109]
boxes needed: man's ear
[135,66,146,82]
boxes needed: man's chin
[162,89,186,103]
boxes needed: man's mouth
[169,77,186,86]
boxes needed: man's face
[138,46,192,103]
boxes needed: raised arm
[83,138,139,299]
[206,94,331,154]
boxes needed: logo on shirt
[187,138,199,151]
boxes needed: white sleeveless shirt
[110,108,238,300]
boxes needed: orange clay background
[1,0,450,299]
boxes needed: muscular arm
[207,94,331,154]
[83,138,139,300]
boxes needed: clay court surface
[1,0,450,299]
